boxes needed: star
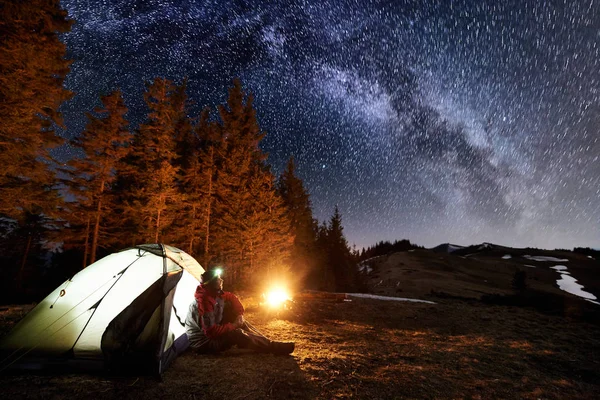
[58,0,600,249]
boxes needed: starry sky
[57,0,600,250]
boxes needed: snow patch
[502,254,512,259]
[524,255,569,262]
[347,293,436,304]
[556,274,596,301]
[524,265,537,268]
[550,265,598,304]
[447,244,464,252]
[357,264,373,274]
[360,255,384,264]
[478,243,492,250]
[588,256,595,260]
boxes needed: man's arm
[204,319,236,338]
[195,289,238,338]
[221,291,245,315]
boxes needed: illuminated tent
[0,244,203,375]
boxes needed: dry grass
[1,249,599,399]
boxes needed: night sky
[56,0,600,250]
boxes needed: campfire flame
[265,287,290,308]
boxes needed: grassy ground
[1,249,599,399]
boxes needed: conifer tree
[197,121,222,265]
[212,79,265,282]
[314,221,335,291]
[121,78,183,244]
[171,111,201,254]
[0,1,72,216]
[240,164,292,284]
[211,79,292,286]
[190,114,224,264]
[0,0,73,285]
[278,156,315,288]
[168,79,197,250]
[65,90,131,265]
[326,206,356,291]
[173,108,223,261]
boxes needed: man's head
[202,267,224,292]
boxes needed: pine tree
[326,206,356,291]
[167,80,198,251]
[65,90,131,265]
[240,164,292,285]
[314,221,335,291]
[210,79,292,287]
[122,78,183,244]
[278,156,316,289]
[0,1,72,216]
[0,1,73,286]
[212,79,264,282]
[173,108,223,262]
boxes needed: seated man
[185,267,295,355]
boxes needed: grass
[1,248,599,399]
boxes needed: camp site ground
[1,248,599,399]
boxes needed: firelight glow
[265,287,290,308]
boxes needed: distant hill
[359,239,422,261]
[357,243,600,322]
[430,243,465,253]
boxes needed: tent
[0,244,203,375]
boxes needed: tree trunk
[90,178,106,264]
[155,208,161,243]
[203,147,214,266]
[188,204,196,254]
[249,239,254,275]
[155,194,163,243]
[17,233,33,291]
[82,216,91,268]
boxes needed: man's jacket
[185,284,244,348]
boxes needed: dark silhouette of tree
[326,206,356,291]
[573,247,600,258]
[359,239,422,261]
[0,0,73,287]
[311,206,356,292]
[512,269,527,293]
[314,221,335,291]
[64,90,131,266]
[278,156,316,288]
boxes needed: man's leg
[194,336,235,354]
[230,328,295,355]
[193,329,270,354]
[221,303,295,355]
[228,328,272,351]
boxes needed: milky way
[57,0,600,249]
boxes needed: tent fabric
[0,244,203,375]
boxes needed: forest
[0,1,361,302]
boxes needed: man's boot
[268,341,295,355]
